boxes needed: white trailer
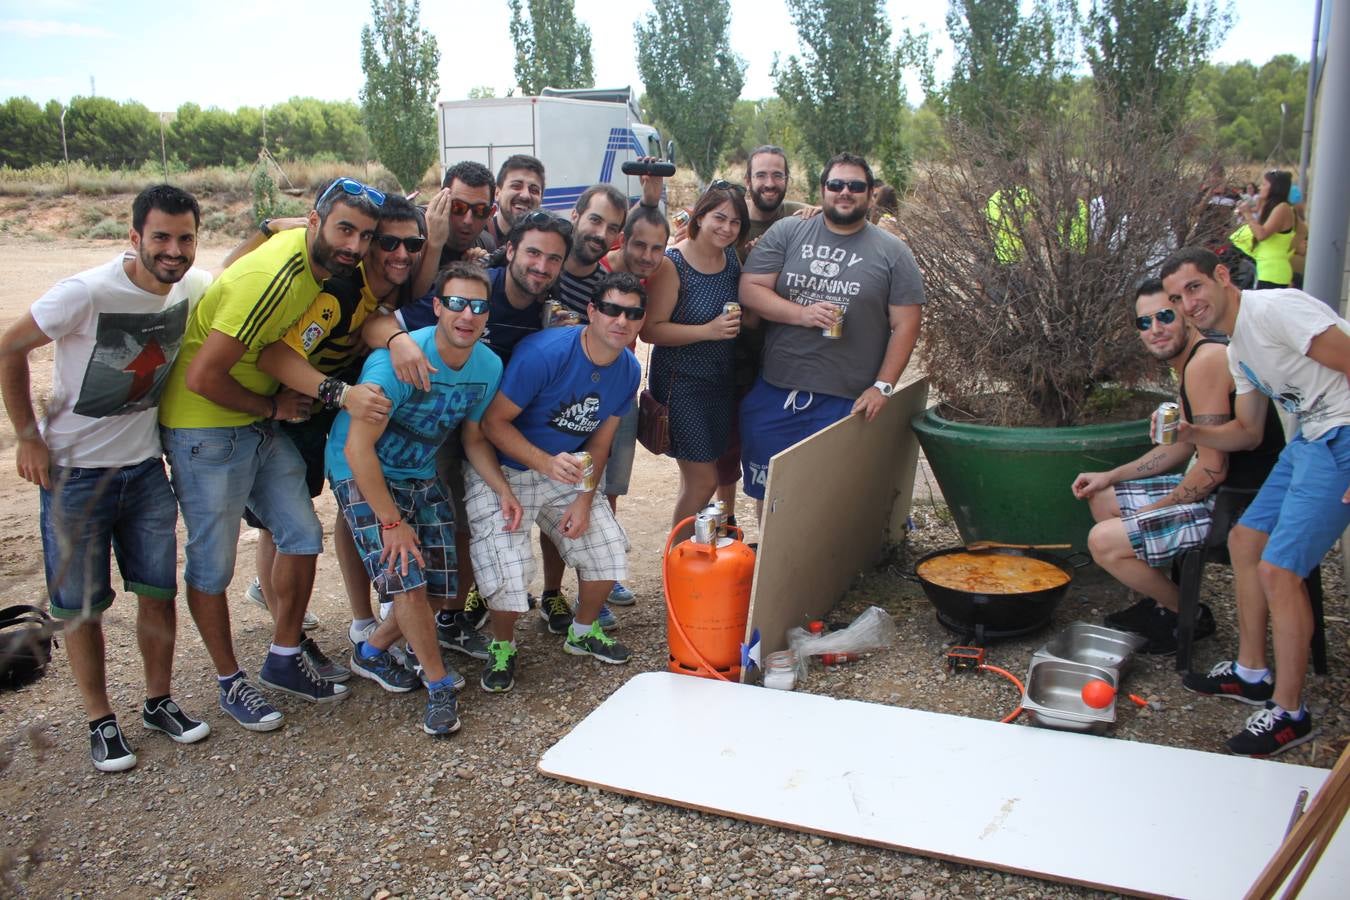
[436,87,667,212]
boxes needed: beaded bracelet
[380,519,402,531]
[317,377,349,410]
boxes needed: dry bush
[901,105,1210,427]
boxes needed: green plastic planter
[911,405,1157,553]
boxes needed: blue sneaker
[571,600,618,631]
[219,673,284,732]
[423,685,462,736]
[404,642,466,692]
[350,644,418,693]
[607,582,636,606]
[259,652,351,704]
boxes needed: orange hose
[662,517,733,682]
[977,663,1025,723]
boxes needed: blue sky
[0,1,1321,112]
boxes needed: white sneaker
[349,619,378,648]
[245,578,320,630]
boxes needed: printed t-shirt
[496,327,640,470]
[159,227,320,428]
[31,254,212,467]
[1229,288,1350,441]
[325,326,501,483]
[743,215,926,399]
[279,267,380,375]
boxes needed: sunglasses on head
[519,209,574,236]
[374,233,426,253]
[440,295,489,315]
[1135,308,1178,330]
[824,178,869,194]
[593,299,646,321]
[708,179,747,195]
[317,177,386,209]
[450,198,491,219]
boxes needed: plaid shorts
[1115,475,1215,567]
[331,476,457,601]
[465,466,629,613]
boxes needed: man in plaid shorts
[1071,278,1283,653]
[467,271,644,693]
[325,262,510,735]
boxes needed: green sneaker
[480,640,517,693]
[563,621,631,665]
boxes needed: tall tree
[945,0,1071,135]
[508,0,594,95]
[1082,0,1229,123]
[360,0,440,191]
[772,0,926,185]
[635,0,745,184]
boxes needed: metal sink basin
[1022,657,1118,734]
[1034,621,1146,676]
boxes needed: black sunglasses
[520,209,574,236]
[440,295,489,315]
[1135,308,1178,330]
[374,234,427,253]
[593,299,646,321]
[317,177,386,209]
[708,179,747,195]
[824,178,869,194]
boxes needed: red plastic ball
[1081,679,1116,709]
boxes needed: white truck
[436,87,670,211]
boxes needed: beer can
[722,302,740,317]
[821,304,844,339]
[573,451,596,491]
[693,513,717,545]
[672,208,691,227]
[543,300,583,329]
[1153,402,1180,444]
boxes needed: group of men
[1074,248,1350,757]
[8,140,928,772]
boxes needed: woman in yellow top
[1237,169,1295,288]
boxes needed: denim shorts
[40,456,177,618]
[332,476,457,600]
[1239,426,1350,577]
[602,398,639,496]
[243,407,337,529]
[162,423,323,595]
[739,377,853,500]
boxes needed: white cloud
[0,18,114,39]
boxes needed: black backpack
[0,605,59,689]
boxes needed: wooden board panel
[540,673,1347,899]
[747,377,929,658]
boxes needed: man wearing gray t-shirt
[738,152,925,510]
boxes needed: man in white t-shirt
[0,185,214,773]
[1161,247,1350,757]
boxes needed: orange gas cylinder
[663,520,755,681]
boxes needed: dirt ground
[0,233,1345,898]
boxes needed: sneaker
[607,582,637,607]
[563,621,632,664]
[90,718,137,773]
[142,697,210,744]
[461,587,489,631]
[300,637,351,683]
[1104,595,1156,633]
[259,651,351,704]
[219,673,284,732]
[350,645,419,693]
[572,600,618,631]
[245,578,320,630]
[404,643,466,692]
[539,591,574,635]
[349,619,377,649]
[423,685,462,736]
[1141,607,1180,655]
[1182,660,1275,706]
[481,640,517,693]
[437,614,492,660]
[1226,704,1315,757]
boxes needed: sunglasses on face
[450,198,492,219]
[708,180,747,195]
[440,295,489,314]
[824,178,869,194]
[317,177,386,209]
[593,299,646,321]
[374,233,426,253]
[1135,308,1178,330]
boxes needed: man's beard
[823,203,867,226]
[313,231,358,278]
[139,245,190,284]
[751,185,784,214]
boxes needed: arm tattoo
[1191,414,1231,426]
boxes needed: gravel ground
[1,488,1345,898]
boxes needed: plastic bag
[786,606,897,671]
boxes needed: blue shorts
[40,457,178,618]
[602,398,638,496]
[162,423,323,595]
[332,476,457,601]
[1239,425,1350,577]
[739,377,854,500]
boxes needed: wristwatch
[873,380,894,397]
[259,219,274,238]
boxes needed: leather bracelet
[385,329,408,350]
[380,519,402,531]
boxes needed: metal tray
[1021,657,1117,734]
[1034,621,1146,676]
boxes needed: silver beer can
[573,451,596,491]
[693,513,717,545]
[821,303,844,339]
[1153,402,1180,444]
